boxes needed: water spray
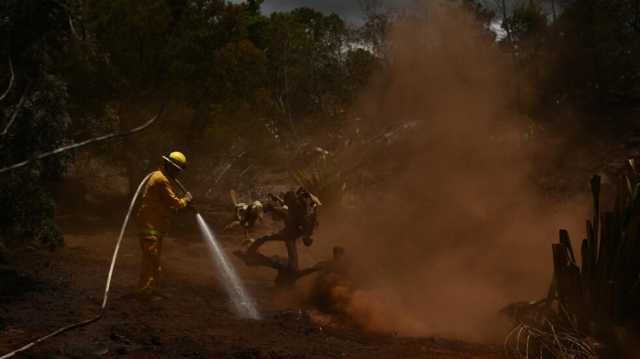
[174,178,260,319]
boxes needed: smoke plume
[306,2,589,342]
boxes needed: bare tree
[358,0,384,18]
[494,0,513,42]
[493,0,524,111]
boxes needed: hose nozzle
[174,178,198,213]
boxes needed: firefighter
[234,187,321,285]
[136,151,193,298]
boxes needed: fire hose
[0,172,155,359]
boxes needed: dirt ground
[0,208,502,359]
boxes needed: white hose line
[0,172,153,359]
[100,172,153,309]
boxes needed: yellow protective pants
[138,235,163,295]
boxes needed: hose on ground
[0,172,153,359]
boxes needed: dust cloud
[306,2,589,342]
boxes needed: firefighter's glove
[184,192,196,211]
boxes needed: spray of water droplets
[196,213,260,320]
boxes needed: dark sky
[233,1,556,23]
[258,0,415,23]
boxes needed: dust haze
[306,3,589,342]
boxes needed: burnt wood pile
[552,160,640,330]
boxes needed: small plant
[290,149,345,207]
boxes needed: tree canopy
[2,0,640,247]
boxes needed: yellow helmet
[162,151,187,171]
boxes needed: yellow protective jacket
[137,170,188,237]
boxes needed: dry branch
[0,103,166,175]
[505,319,596,359]
[1,84,29,138]
[68,15,81,40]
[0,53,14,102]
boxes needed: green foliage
[77,0,374,142]
[0,0,72,247]
[345,48,379,99]
[9,0,640,251]
[265,8,350,118]
[504,3,548,44]
[556,0,640,109]
[359,13,389,60]
[0,0,386,247]
[86,0,174,92]
[462,0,495,25]
[494,0,640,115]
